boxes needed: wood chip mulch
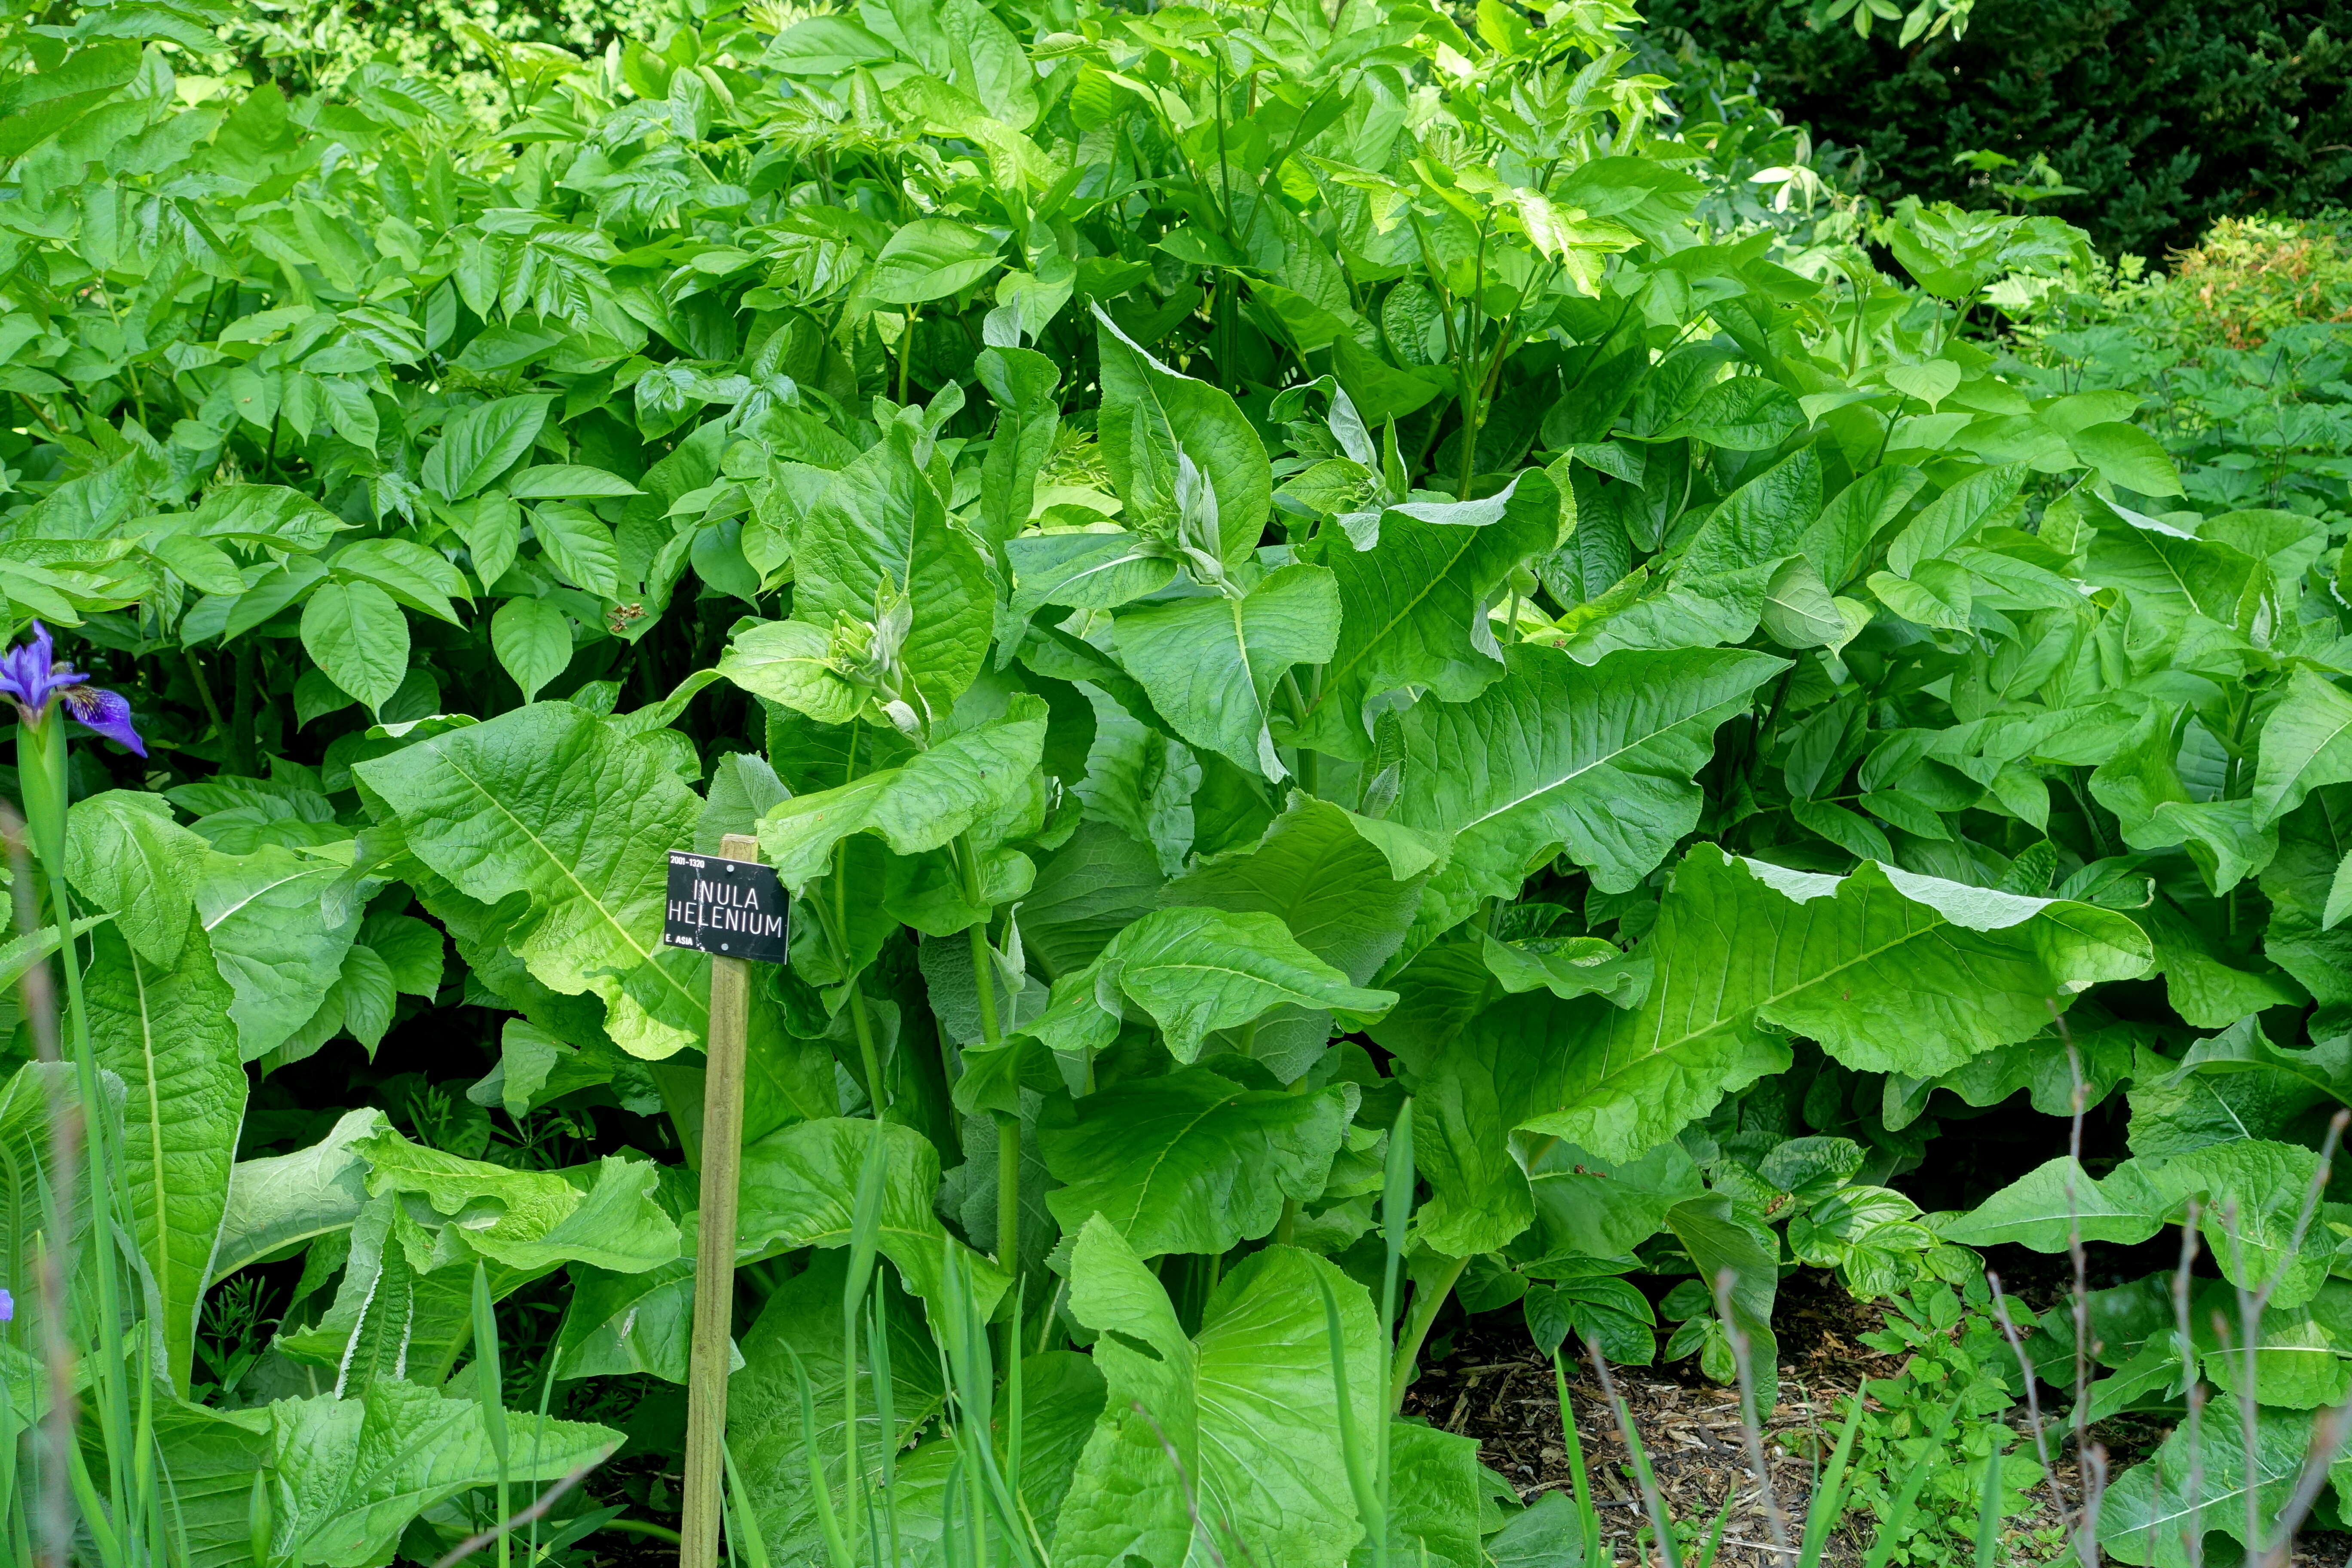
[1411,1268,2352,1567]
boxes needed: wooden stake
[681,832,759,1568]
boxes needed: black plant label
[664,851,790,964]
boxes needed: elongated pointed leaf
[301,580,408,713]
[87,917,246,1390]
[1938,1156,2167,1250]
[421,394,551,502]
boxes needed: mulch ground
[1407,1267,2352,1567]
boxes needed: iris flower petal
[62,687,145,756]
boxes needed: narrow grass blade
[1974,1439,2003,1568]
[1552,1351,1603,1568]
[1320,1272,1384,1565]
[1797,1395,1867,1565]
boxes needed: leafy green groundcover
[0,0,2349,1561]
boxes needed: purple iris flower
[0,1288,13,1323]
[0,623,144,757]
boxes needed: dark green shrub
[1644,0,2352,258]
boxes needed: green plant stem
[849,980,885,1114]
[1388,1254,1467,1412]
[1455,222,1491,501]
[22,712,138,1538]
[995,1116,1021,1276]
[230,640,258,777]
[898,305,916,404]
[957,835,1021,1289]
[182,648,227,738]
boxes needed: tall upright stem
[19,713,132,1524]
[959,837,1021,1294]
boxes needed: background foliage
[1643,0,2352,258]
[3,0,2352,1563]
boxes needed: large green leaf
[791,413,993,716]
[1025,905,1396,1064]
[735,1116,1009,1310]
[755,694,1047,891]
[2085,504,2269,632]
[2141,1139,2331,1309]
[87,917,245,1391]
[1504,846,2149,1163]
[550,1259,697,1384]
[974,343,1060,548]
[354,1130,680,1274]
[197,845,361,1063]
[1093,304,1271,566]
[153,1402,273,1568]
[1939,1157,2167,1251]
[356,701,707,1059]
[1165,793,1436,983]
[421,393,552,502]
[281,1137,679,1390]
[2195,1279,2352,1411]
[1039,1067,1350,1257]
[1054,1219,1381,1568]
[1161,793,1433,1075]
[2101,1406,2315,1568]
[2253,670,2352,826]
[65,789,205,966]
[300,579,408,713]
[1112,564,1340,780]
[275,1195,473,1389]
[211,1108,387,1283]
[727,1253,947,1560]
[717,618,865,725]
[1561,450,1821,661]
[264,1380,616,1568]
[865,217,1002,304]
[879,1351,1108,1562]
[1605,845,2153,1075]
[1289,468,1565,759]
[1393,645,1784,938]
[1383,990,1573,1255]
